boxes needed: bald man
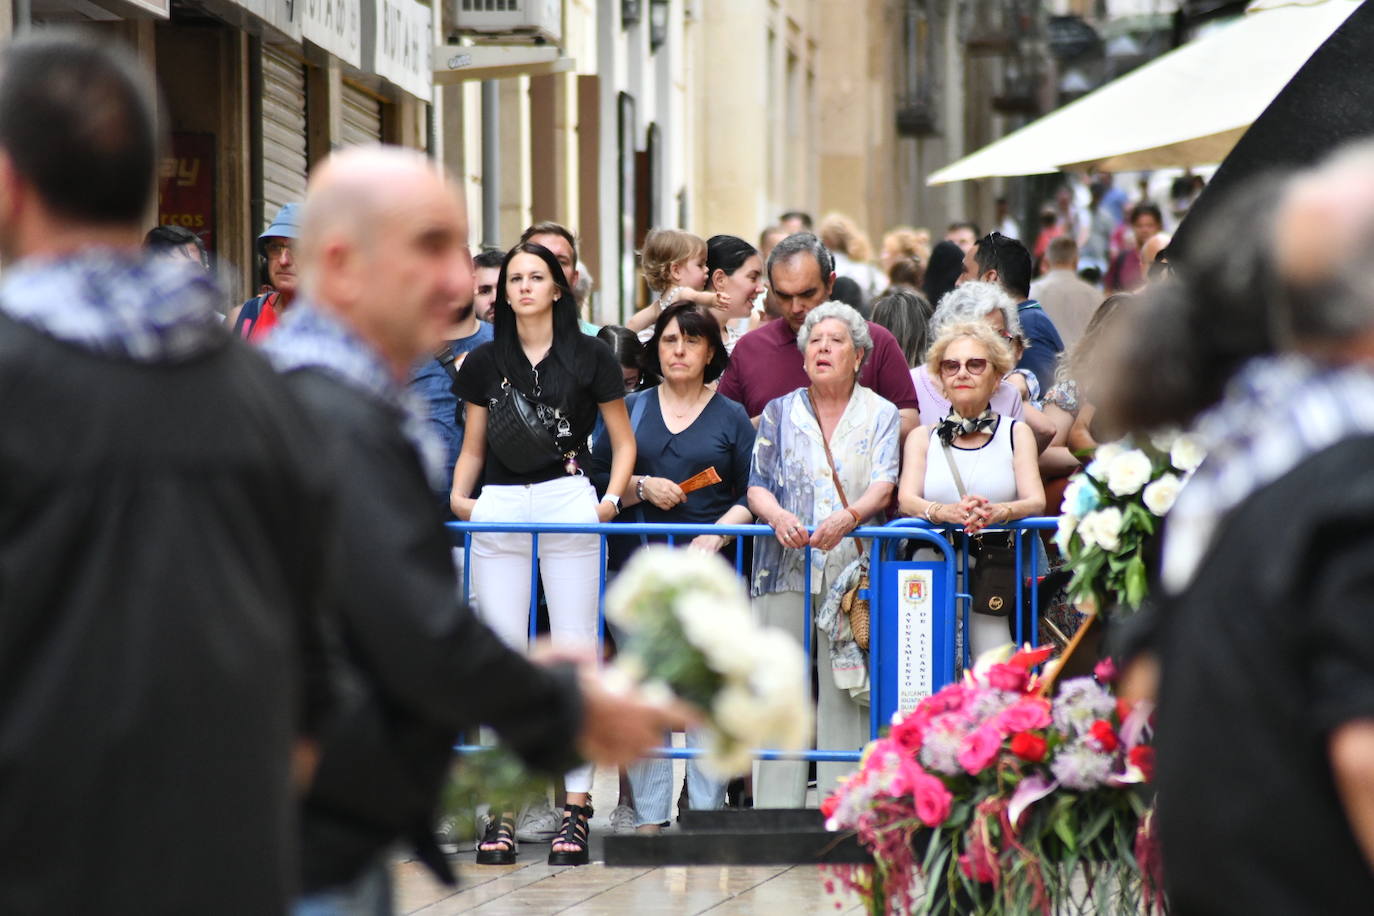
[265,147,677,912]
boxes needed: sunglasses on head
[940,358,989,376]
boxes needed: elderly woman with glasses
[747,301,901,808]
[916,281,1056,450]
[898,321,1045,656]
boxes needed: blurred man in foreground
[0,35,330,914]
[266,146,678,913]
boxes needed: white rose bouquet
[1055,431,1203,613]
[604,546,811,777]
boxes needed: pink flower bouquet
[823,647,1164,915]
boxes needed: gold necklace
[663,386,707,420]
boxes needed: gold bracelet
[924,502,941,523]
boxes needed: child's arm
[625,286,717,332]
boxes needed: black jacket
[1156,435,1374,914]
[0,316,332,915]
[283,368,584,891]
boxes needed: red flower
[1129,745,1156,782]
[986,663,1028,692]
[1009,644,1055,670]
[820,793,840,819]
[1010,731,1048,763]
[1089,720,1120,753]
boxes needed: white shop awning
[927,0,1363,185]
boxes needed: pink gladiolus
[994,696,1052,735]
[986,663,1028,692]
[911,770,953,826]
[957,725,1002,775]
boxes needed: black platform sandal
[474,812,518,866]
[547,802,594,866]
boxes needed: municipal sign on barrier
[876,560,954,728]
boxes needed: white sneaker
[515,799,560,843]
[608,804,638,835]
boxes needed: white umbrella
[926,0,1363,185]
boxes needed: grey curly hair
[796,301,873,367]
[929,280,1023,342]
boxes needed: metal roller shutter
[261,45,308,218]
[341,81,384,148]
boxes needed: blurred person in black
[1105,149,1374,914]
[266,146,676,912]
[0,35,331,913]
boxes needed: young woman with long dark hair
[451,242,635,866]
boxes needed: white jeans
[470,475,601,794]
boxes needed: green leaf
[1125,555,1148,609]
[1078,803,1115,846]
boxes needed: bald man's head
[299,145,473,376]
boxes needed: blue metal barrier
[446,518,1057,764]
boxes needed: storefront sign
[369,0,432,100]
[157,133,217,254]
[303,0,362,67]
[237,0,301,39]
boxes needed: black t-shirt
[1155,436,1374,915]
[455,334,624,485]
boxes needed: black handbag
[485,368,576,475]
[941,440,1017,617]
[967,532,1018,617]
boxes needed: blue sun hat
[257,203,301,257]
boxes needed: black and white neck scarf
[937,408,997,445]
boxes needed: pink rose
[1094,656,1118,683]
[919,683,970,717]
[994,697,1052,735]
[986,663,1027,692]
[957,725,1003,775]
[911,770,953,826]
[891,717,925,755]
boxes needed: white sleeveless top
[923,416,1020,505]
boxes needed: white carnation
[1148,428,1179,452]
[1054,513,1078,553]
[1142,473,1182,516]
[1078,507,1123,552]
[1094,441,1126,465]
[1106,449,1152,497]
[713,684,764,738]
[701,735,754,779]
[1170,434,1205,474]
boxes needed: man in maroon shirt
[717,232,919,440]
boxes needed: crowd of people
[18,24,1335,916]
